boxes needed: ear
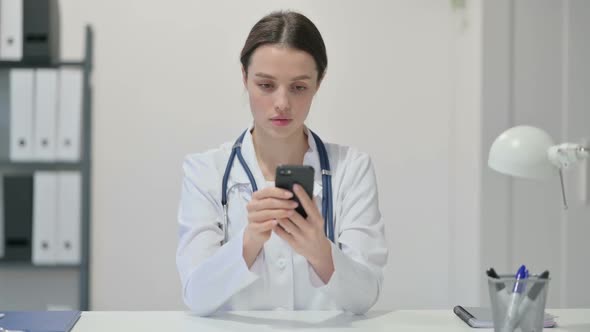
[241,66,248,88]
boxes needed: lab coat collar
[227,125,323,198]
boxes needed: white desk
[71,309,590,332]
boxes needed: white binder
[56,171,81,264]
[0,0,23,61]
[33,69,58,161]
[32,172,58,265]
[5,69,35,161]
[57,68,83,161]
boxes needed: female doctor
[176,11,388,316]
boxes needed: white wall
[58,0,481,310]
[481,0,590,308]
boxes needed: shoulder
[182,141,233,185]
[324,142,374,175]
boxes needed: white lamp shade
[488,125,557,179]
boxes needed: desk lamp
[488,125,589,209]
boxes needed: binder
[22,0,60,64]
[56,171,81,264]
[0,0,23,61]
[0,70,10,160]
[56,68,83,161]
[0,69,35,161]
[33,68,58,161]
[0,310,81,332]
[32,171,57,265]
[1,174,34,261]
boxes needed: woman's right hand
[242,187,298,267]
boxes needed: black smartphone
[275,165,314,218]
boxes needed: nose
[274,87,290,112]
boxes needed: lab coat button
[277,258,286,269]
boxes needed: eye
[292,85,307,92]
[258,83,274,90]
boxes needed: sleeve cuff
[224,226,262,283]
[237,226,265,277]
[308,242,340,289]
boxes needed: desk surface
[71,309,590,332]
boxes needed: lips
[270,117,292,127]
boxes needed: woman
[176,11,387,316]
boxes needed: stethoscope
[220,129,334,244]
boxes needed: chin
[259,122,304,139]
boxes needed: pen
[502,265,528,332]
[514,270,550,331]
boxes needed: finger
[288,212,311,232]
[252,187,293,200]
[249,209,293,223]
[274,223,296,245]
[250,219,278,233]
[293,184,322,221]
[277,218,302,238]
[247,197,298,212]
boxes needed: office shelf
[0,61,85,69]
[0,162,85,172]
[0,261,81,269]
[0,25,93,311]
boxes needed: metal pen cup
[488,275,550,332]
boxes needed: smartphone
[275,165,314,218]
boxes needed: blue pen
[502,265,528,332]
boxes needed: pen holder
[488,275,550,332]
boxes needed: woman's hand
[274,184,335,283]
[242,187,297,268]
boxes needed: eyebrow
[254,73,312,81]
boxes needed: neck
[252,126,309,181]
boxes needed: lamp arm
[547,144,589,210]
[547,143,589,169]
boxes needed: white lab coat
[176,127,388,316]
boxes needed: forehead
[248,44,317,79]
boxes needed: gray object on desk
[453,306,556,328]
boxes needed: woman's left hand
[274,184,334,282]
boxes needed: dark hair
[240,11,328,83]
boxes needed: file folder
[0,70,10,160]
[0,0,23,61]
[32,171,58,265]
[22,0,60,64]
[0,310,81,332]
[0,69,35,161]
[1,173,34,261]
[56,68,83,161]
[56,171,81,264]
[33,69,58,161]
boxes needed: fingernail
[284,191,293,198]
